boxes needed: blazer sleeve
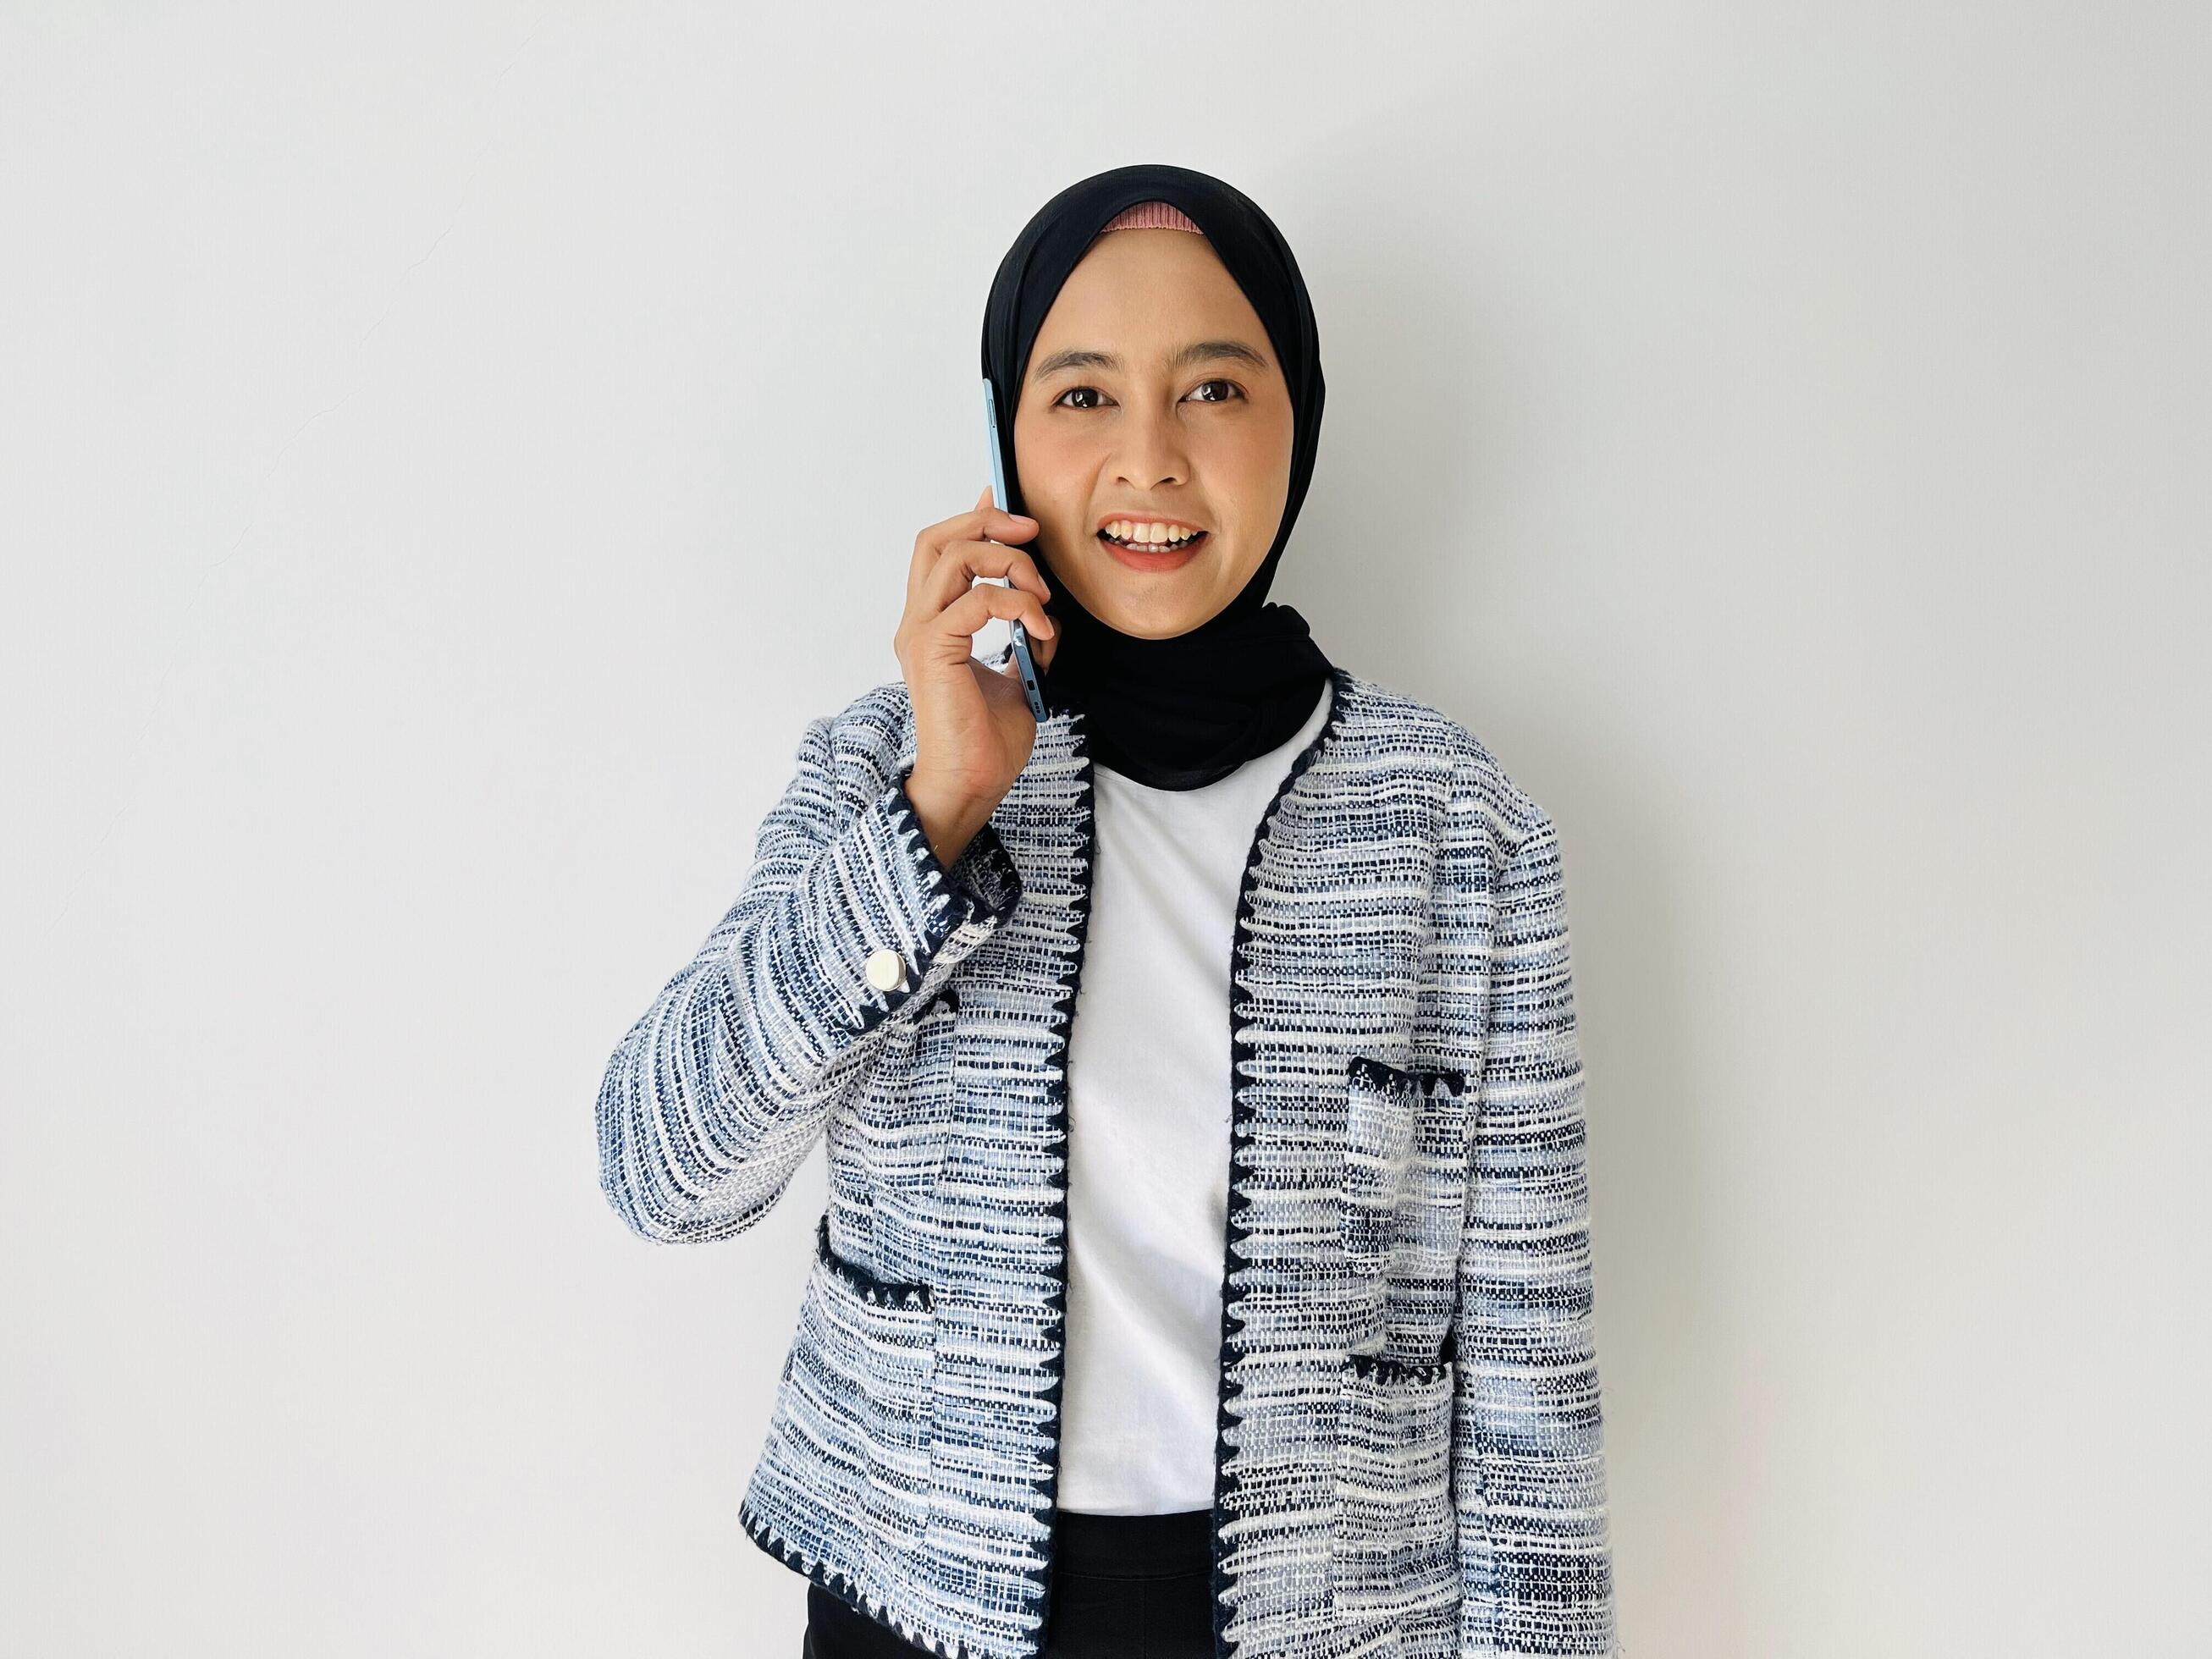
[595,713,1024,1244]
[1427,779,1621,1656]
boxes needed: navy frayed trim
[1347,1052,1469,1100]
[1022,705,1100,1657]
[739,1497,971,1658]
[1347,1332,1457,1386]
[815,1210,934,1309]
[1212,664,1358,1658]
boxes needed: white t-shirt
[1055,676,1336,1514]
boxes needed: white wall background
[4,3,2206,1654]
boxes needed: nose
[1110,398,1191,492]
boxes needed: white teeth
[1104,521,1200,544]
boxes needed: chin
[1093,596,1218,639]
[1060,543,1238,638]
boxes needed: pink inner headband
[1100,200,1205,234]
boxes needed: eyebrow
[1028,338,1271,383]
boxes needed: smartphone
[978,378,1048,722]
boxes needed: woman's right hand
[894,487,1062,866]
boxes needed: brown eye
[1054,386,1107,410]
[1187,379,1242,403]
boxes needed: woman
[597,164,1621,1659]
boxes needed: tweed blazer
[596,663,1621,1659]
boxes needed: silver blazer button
[863,947,910,993]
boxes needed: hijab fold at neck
[981,163,1335,791]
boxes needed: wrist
[902,768,989,868]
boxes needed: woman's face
[1011,228,1295,639]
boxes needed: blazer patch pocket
[1341,1054,1472,1362]
[800,1215,938,1571]
[1331,1345,1460,1637]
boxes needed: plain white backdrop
[4,3,2207,1654]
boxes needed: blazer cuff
[742,769,1023,1045]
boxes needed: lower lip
[1098,529,1208,570]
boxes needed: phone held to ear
[975,378,1048,722]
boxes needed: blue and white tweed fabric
[596,664,1622,1659]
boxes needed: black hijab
[981,163,1336,791]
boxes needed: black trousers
[803,1507,1215,1658]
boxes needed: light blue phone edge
[982,378,1048,721]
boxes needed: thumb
[977,485,994,511]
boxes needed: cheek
[1012,421,1089,502]
[1214,437,1288,532]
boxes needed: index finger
[907,489,1040,592]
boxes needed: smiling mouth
[1097,527,1209,556]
